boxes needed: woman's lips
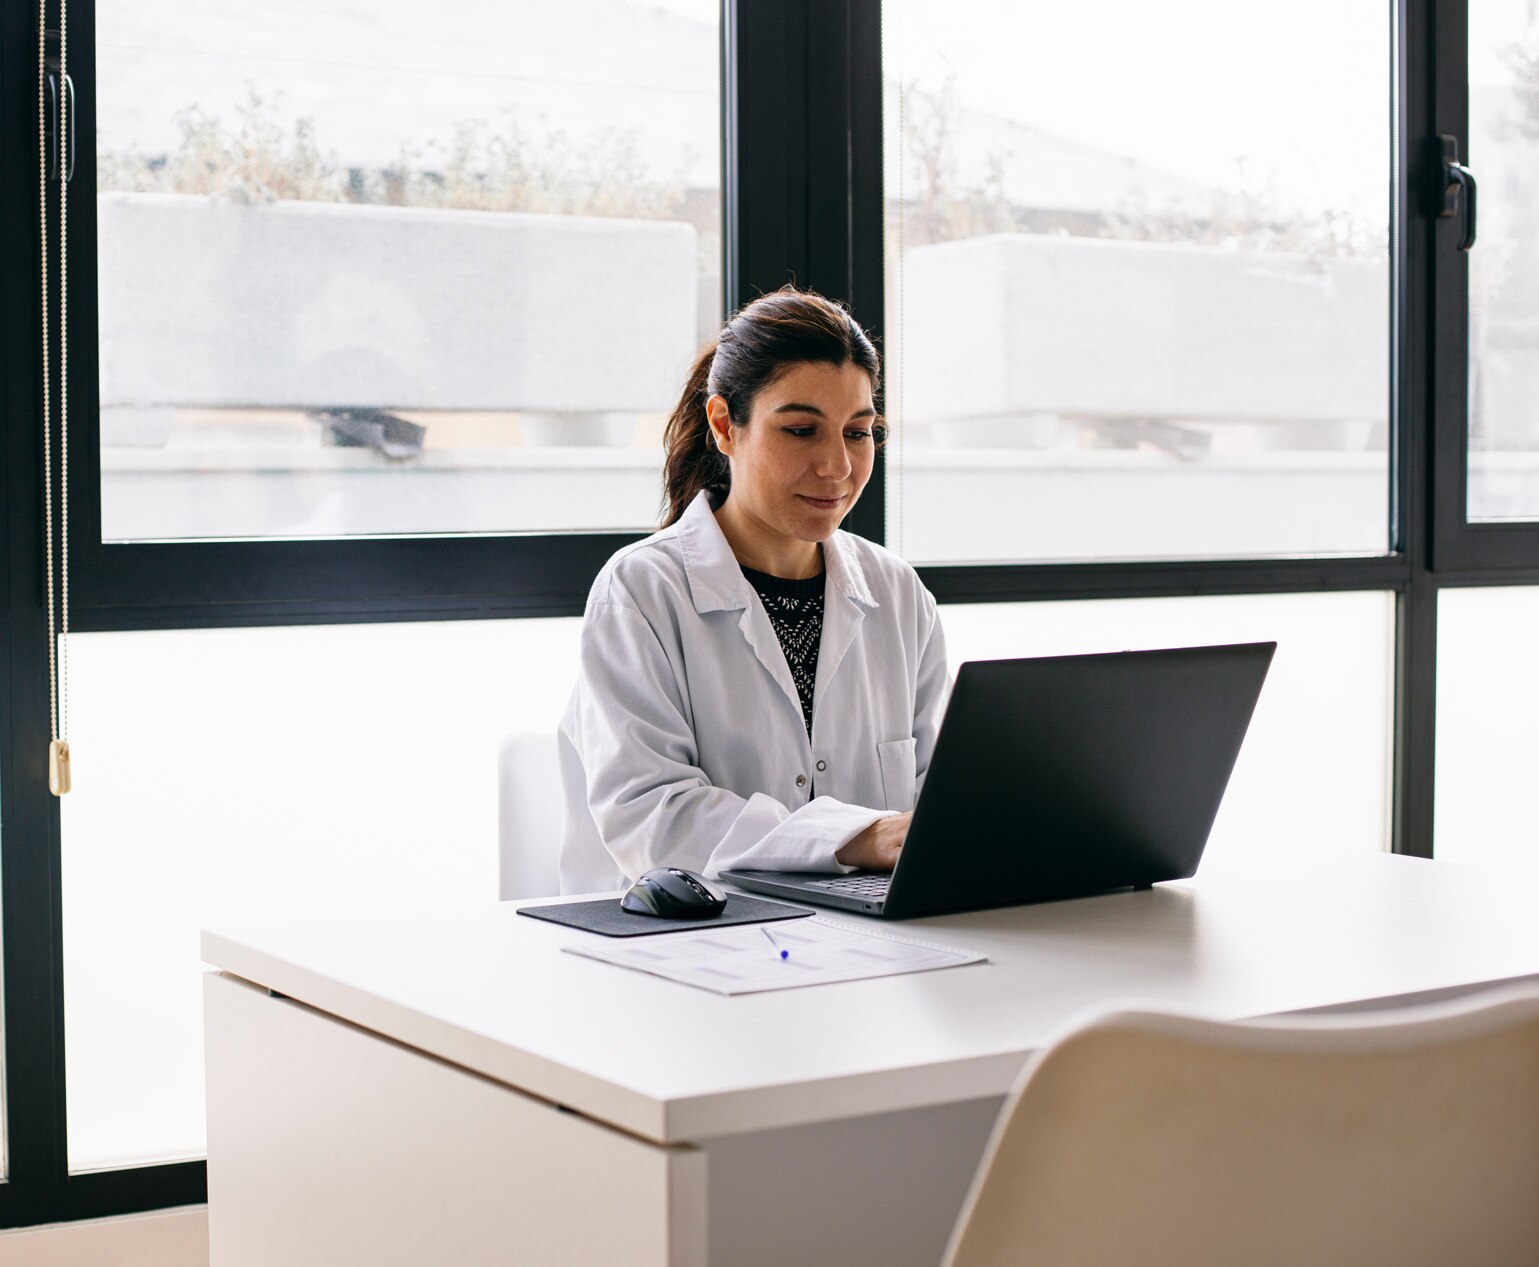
[798,494,844,510]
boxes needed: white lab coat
[557,489,951,893]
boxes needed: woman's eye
[781,425,873,440]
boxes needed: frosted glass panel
[0,764,6,1181]
[59,589,1393,1170]
[61,617,581,1171]
[1435,588,1539,867]
[941,592,1394,862]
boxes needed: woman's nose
[813,433,852,480]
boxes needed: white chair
[942,985,1539,1267]
[497,732,565,900]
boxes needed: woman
[557,287,950,893]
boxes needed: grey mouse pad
[516,894,814,937]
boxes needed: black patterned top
[741,564,825,737]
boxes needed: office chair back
[942,985,1539,1267]
[497,732,564,900]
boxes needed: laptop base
[721,870,889,916]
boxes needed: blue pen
[761,926,789,959]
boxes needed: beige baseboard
[0,1205,208,1267]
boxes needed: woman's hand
[835,812,913,872]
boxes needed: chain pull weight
[39,6,71,795]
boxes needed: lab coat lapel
[738,602,807,725]
[676,490,807,727]
[813,531,879,721]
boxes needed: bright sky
[1473,0,1539,84]
[96,0,724,183]
[888,0,1390,213]
[96,0,1539,219]
[886,0,1538,219]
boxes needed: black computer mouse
[621,867,727,919]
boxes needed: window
[882,0,1391,563]
[94,0,722,541]
[61,617,581,1169]
[1434,586,1539,868]
[3,0,1530,1234]
[1466,0,1539,523]
[0,809,7,1182]
[942,592,1394,860]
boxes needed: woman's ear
[705,394,735,457]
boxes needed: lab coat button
[795,774,807,788]
[815,760,827,772]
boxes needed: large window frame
[0,0,1521,1231]
[1425,0,1539,573]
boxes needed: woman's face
[707,360,879,552]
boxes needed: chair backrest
[942,985,1539,1267]
[497,732,565,901]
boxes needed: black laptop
[721,642,1275,919]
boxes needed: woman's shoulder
[586,522,691,612]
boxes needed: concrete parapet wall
[901,234,1388,430]
[100,445,1406,558]
[97,193,699,414]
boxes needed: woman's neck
[714,501,823,579]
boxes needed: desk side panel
[203,971,705,1267]
[704,1097,1006,1267]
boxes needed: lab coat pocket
[876,737,918,812]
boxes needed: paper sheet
[562,915,986,995]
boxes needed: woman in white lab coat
[557,288,951,893]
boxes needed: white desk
[201,853,1539,1267]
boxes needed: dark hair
[660,286,883,527]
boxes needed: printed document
[563,915,986,995]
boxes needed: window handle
[1437,134,1476,252]
[62,71,76,183]
[45,69,58,181]
[44,43,73,183]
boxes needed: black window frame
[1,0,1525,1232]
[1424,0,1539,573]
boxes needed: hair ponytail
[660,342,727,528]
[658,286,882,528]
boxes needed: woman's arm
[570,600,892,879]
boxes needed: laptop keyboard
[805,873,892,899]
